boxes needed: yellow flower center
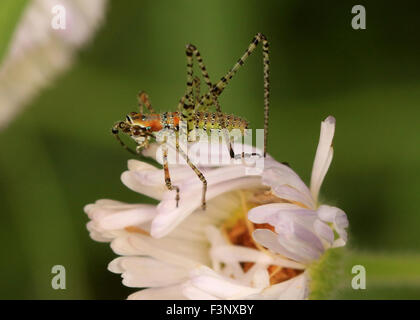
[221,189,303,285]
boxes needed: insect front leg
[175,134,207,210]
[162,137,180,207]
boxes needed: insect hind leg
[138,91,155,114]
[197,33,270,157]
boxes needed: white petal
[128,285,186,300]
[262,162,314,208]
[189,266,262,299]
[98,206,156,230]
[148,140,264,168]
[211,245,272,265]
[127,159,157,171]
[310,116,336,202]
[84,200,157,242]
[110,236,142,255]
[110,234,207,268]
[151,176,261,238]
[257,273,309,300]
[121,170,165,200]
[108,257,188,287]
[182,281,220,300]
[251,267,270,289]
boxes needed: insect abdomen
[194,111,248,134]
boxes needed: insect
[112,33,270,210]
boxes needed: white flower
[0,0,108,130]
[84,116,348,299]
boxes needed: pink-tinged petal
[253,223,324,264]
[313,220,334,246]
[262,161,313,207]
[270,185,315,209]
[128,285,186,300]
[276,222,324,259]
[252,229,305,262]
[108,257,188,288]
[310,116,336,202]
[248,203,317,227]
[317,205,349,246]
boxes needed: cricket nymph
[112,33,270,210]
[113,110,249,147]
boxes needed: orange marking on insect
[130,113,180,132]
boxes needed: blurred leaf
[331,250,420,299]
[0,126,92,299]
[344,252,420,284]
[0,0,28,62]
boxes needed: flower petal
[252,229,305,262]
[310,116,335,202]
[188,266,262,299]
[255,273,309,300]
[146,140,264,168]
[317,205,349,247]
[182,281,220,300]
[262,160,314,209]
[151,176,261,238]
[108,257,188,287]
[110,233,208,268]
[313,219,334,246]
[128,285,186,300]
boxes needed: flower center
[221,190,302,285]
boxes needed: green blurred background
[0,0,419,299]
